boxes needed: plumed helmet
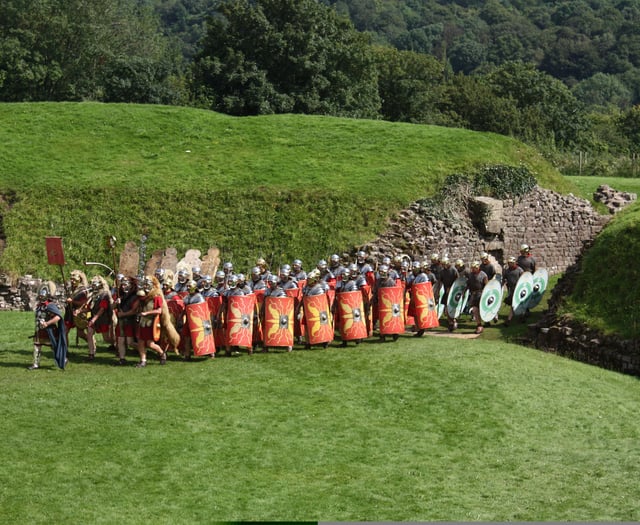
[37,281,56,301]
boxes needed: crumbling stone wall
[361,185,611,276]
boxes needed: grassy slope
[0,102,572,278]
[1,312,640,522]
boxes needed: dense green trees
[191,0,380,117]
[0,0,184,103]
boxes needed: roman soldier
[407,261,430,337]
[249,266,267,292]
[86,275,114,361]
[29,282,67,370]
[291,259,307,281]
[114,276,140,365]
[182,279,205,360]
[65,269,91,343]
[466,261,489,334]
[439,257,459,331]
[503,256,524,326]
[517,244,536,273]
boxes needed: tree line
[2,0,640,173]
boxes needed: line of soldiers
[28,244,537,369]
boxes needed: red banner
[186,302,216,356]
[264,296,294,348]
[303,294,334,345]
[45,236,65,266]
[378,286,405,335]
[225,294,255,347]
[411,281,439,329]
[337,290,368,341]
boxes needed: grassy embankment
[0,102,572,279]
[1,311,640,522]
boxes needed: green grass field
[1,309,640,523]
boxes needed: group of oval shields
[443,268,549,323]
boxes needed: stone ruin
[593,184,637,214]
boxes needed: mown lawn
[1,310,639,523]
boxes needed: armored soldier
[466,261,489,334]
[503,256,524,326]
[407,261,430,337]
[86,275,114,361]
[174,268,190,294]
[439,257,459,331]
[328,254,346,280]
[114,277,140,365]
[479,252,497,281]
[249,266,267,292]
[29,282,67,370]
[64,269,91,342]
[200,275,219,298]
[517,244,536,273]
[291,259,307,281]
[182,280,205,360]
[136,276,168,367]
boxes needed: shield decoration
[226,294,255,347]
[206,296,225,347]
[378,286,405,335]
[435,283,445,319]
[479,278,503,322]
[166,296,185,328]
[303,294,334,345]
[264,296,294,347]
[337,290,368,341]
[512,272,534,317]
[186,302,216,356]
[526,268,548,310]
[447,277,468,318]
[412,281,439,329]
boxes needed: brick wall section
[361,186,610,275]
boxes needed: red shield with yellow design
[286,286,305,338]
[411,281,439,329]
[166,296,185,328]
[303,294,333,345]
[264,296,294,347]
[378,286,405,335]
[186,301,216,356]
[206,296,225,347]
[225,294,255,347]
[337,291,368,341]
[252,289,266,345]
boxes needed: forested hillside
[2,0,640,175]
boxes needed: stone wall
[360,185,610,275]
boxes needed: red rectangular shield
[264,296,294,348]
[45,236,65,266]
[225,294,255,348]
[412,281,439,329]
[303,294,334,345]
[186,301,216,356]
[337,290,368,341]
[378,286,405,335]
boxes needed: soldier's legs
[86,326,97,359]
[29,343,42,369]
